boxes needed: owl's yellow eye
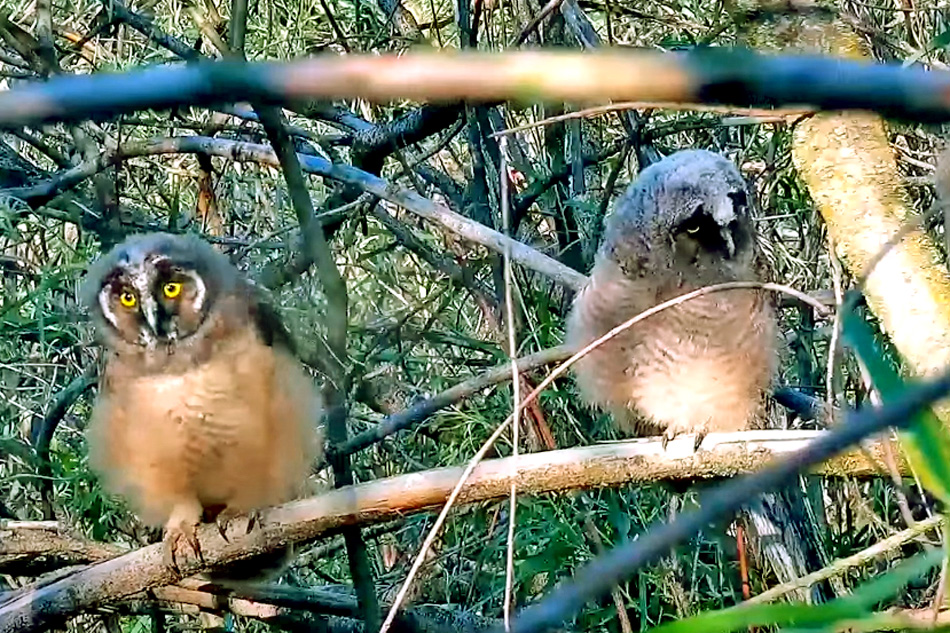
[162,282,182,298]
[119,291,137,308]
[686,224,701,234]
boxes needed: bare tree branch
[331,345,571,459]
[0,424,919,633]
[1,50,950,131]
[2,135,587,289]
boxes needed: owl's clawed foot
[245,509,265,533]
[162,521,203,575]
[692,431,707,452]
[659,430,707,452]
[661,429,676,451]
[215,508,264,542]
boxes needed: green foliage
[648,547,944,633]
[1,0,949,630]
[841,296,950,505]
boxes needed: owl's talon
[216,519,230,543]
[693,432,707,452]
[246,509,264,534]
[215,510,239,542]
[162,537,181,576]
[661,430,676,450]
[162,522,202,575]
[215,508,265,542]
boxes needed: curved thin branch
[28,368,98,519]
[332,345,572,459]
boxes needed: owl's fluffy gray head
[600,149,757,282]
[81,232,242,348]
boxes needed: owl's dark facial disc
[97,256,208,347]
[670,186,753,271]
[672,194,750,261]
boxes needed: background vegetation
[2,0,950,631]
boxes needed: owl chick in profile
[566,149,777,447]
[81,232,323,575]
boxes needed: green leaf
[840,295,950,505]
[932,28,950,52]
[644,548,943,633]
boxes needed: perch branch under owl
[0,428,916,633]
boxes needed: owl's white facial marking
[98,286,120,331]
[129,263,159,347]
[181,269,206,313]
[139,293,159,348]
[712,197,736,226]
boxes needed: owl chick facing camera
[81,231,324,580]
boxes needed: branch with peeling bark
[0,525,488,631]
[0,429,909,633]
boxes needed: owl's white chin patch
[139,331,158,349]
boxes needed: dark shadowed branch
[28,368,98,520]
[494,368,950,633]
[108,0,201,61]
[228,0,381,621]
[2,50,950,131]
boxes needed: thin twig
[826,238,844,410]
[747,514,946,605]
[491,102,812,138]
[501,137,520,631]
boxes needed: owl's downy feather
[567,150,832,602]
[567,149,777,438]
[82,232,323,580]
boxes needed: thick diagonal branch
[0,426,915,633]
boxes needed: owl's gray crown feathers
[81,233,239,306]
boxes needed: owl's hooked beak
[720,226,736,259]
[141,296,161,342]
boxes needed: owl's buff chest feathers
[567,273,777,436]
[123,351,262,435]
[87,327,311,521]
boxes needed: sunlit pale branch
[0,428,913,633]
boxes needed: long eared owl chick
[82,232,323,574]
[566,149,777,445]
